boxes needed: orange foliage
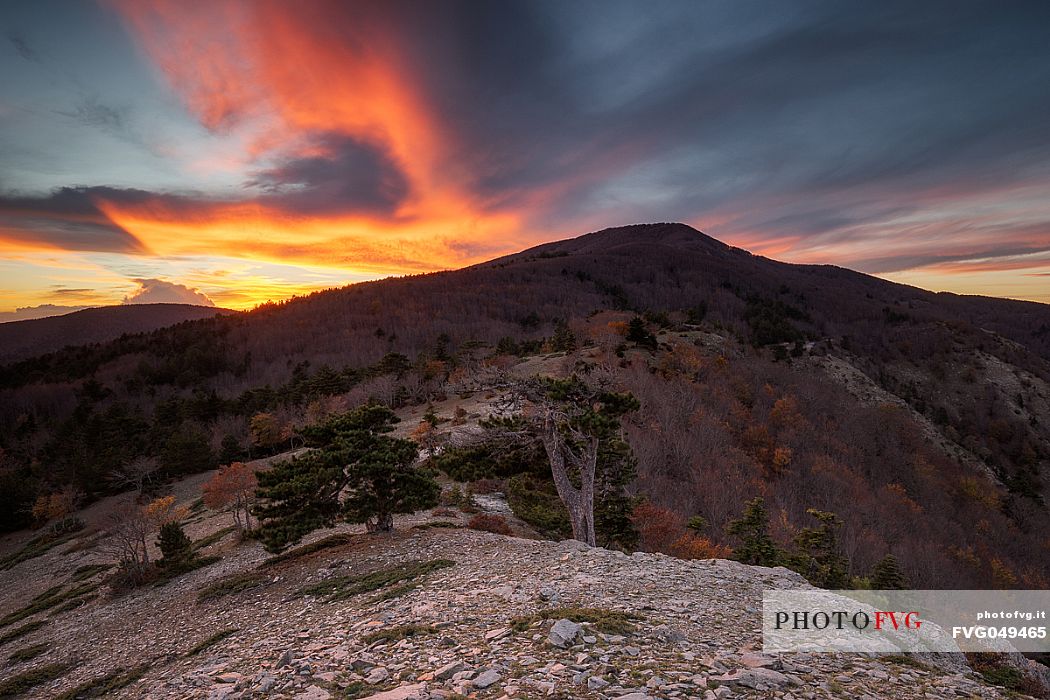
[770,395,805,431]
[144,495,188,525]
[631,502,683,553]
[202,462,258,531]
[670,532,732,560]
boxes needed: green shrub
[0,662,70,697]
[298,559,454,601]
[197,572,268,602]
[52,665,150,700]
[157,522,193,565]
[505,474,571,538]
[186,629,239,656]
[258,533,355,568]
[510,607,641,635]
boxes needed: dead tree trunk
[540,409,598,546]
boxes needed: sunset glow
[2,0,1049,318]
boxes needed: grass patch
[197,571,268,602]
[882,654,929,670]
[189,497,206,513]
[0,582,98,628]
[369,582,420,603]
[48,595,96,617]
[152,555,221,587]
[186,628,240,656]
[0,621,49,650]
[298,559,455,601]
[258,533,355,568]
[0,620,50,646]
[0,527,83,572]
[510,607,641,635]
[192,526,236,551]
[7,642,49,663]
[69,564,111,582]
[361,624,436,645]
[52,664,150,700]
[0,662,71,697]
[343,681,374,699]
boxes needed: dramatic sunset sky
[2,0,1049,319]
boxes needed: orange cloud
[102,0,521,281]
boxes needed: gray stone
[433,660,466,680]
[473,669,501,689]
[588,676,610,690]
[549,619,582,648]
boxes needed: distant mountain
[0,303,235,363]
[1,223,1048,591]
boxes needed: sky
[1,0,1049,319]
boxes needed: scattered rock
[548,618,582,647]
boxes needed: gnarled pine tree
[255,405,439,552]
[489,376,638,547]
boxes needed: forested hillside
[1,223,1048,590]
[0,303,233,364]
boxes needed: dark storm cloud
[0,187,147,252]
[247,132,409,216]
[365,0,1050,259]
[0,132,411,251]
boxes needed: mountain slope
[0,303,235,363]
[0,223,1047,590]
[0,484,1041,699]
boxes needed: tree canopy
[255,405,439,552]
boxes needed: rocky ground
[0,488,1030,700]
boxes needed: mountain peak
[516,222,731,259]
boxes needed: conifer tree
[870,553,908,589]
[157,521,192,566]
[726,497,782,567]
[487,376,638,547]
[255,405,439,552]
[788,508,850,588]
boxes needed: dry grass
[258,533,356,568]
[197,571,268,602]
[361,624,436,645]
[51,665,150,700]
[0,662,71,697]
[186,629,240,656]
[510,607,641,635]
[298,559,455,601]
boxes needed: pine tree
[726,497,782,567]
[870,553,907,589]
[788,508,850,588]
[549,321,577,353]
[626,317,657,350]
[255,405,439,552]
[157,521,192,566]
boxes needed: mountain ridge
[0,303,236,364]
[0,221,1047,596]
